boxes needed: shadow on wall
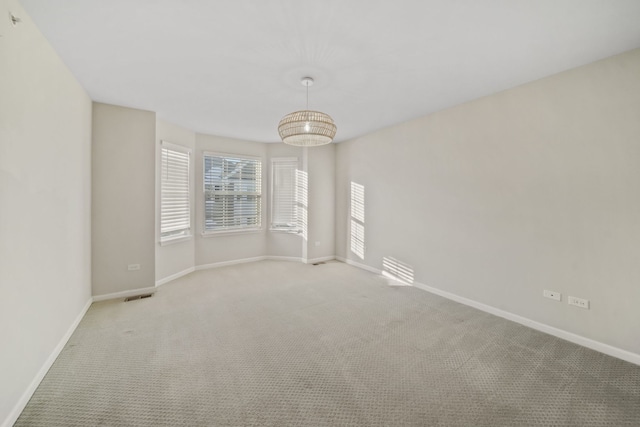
[382,256,414,286]
[350,181,365,259]
[296,169,308,241]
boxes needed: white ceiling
[19,0,640,143]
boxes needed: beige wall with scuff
[92,103,156,296]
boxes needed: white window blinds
[203,153,262,232]
[271,158,298,232]
[160,142,191,241]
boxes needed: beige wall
[92,103,156,297]
[336,48,640,355]
[0,0,92,424]
[155,120,196,283]
[195,133,268,266]
[305,144,336,262]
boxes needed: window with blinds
[271,158,298,232]
[203,153,262,233]
[160,142,191,242]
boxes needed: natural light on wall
[296,169,308,241]
[382,257,414,286]
[350,182,365,259]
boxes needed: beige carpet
[16,260,640,426]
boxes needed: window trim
[159,140,192,245]
[202,151,263,236]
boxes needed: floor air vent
[312,262,326,266]
[124,293,153,302]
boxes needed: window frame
[270,157,300,233]
[159,140,192,245]
[202,152,263,236]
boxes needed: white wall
[195,133,268,266]
[336,48,640,356]
[92,103,156,297]
[0,0,92,425]
[155,120,196,284]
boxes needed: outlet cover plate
[568,296,589,309]
[543,290,561,301]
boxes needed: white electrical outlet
[127,264,141,271]
[543,290,561,301]
[568,296,589,309]
[315,241,321,247]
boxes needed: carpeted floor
[16,260,640,426]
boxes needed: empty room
[2,0,640,425]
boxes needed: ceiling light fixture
[278,77,337,146]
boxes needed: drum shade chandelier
[278,77,337,146]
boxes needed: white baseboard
[336,256,381,275]
[161,255,336,280]
[264,256,302,263]
[195,256,267,271]
[305,256,336,264]
[155,267,196,287]
[195,255,338,270]
[2,297,92,427]
[337,257,640,366]
[92,286,157,302]
[410,281,640,366]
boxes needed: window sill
[269,228,301,234]
[201,228,263,238]
[159,235,192,246]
